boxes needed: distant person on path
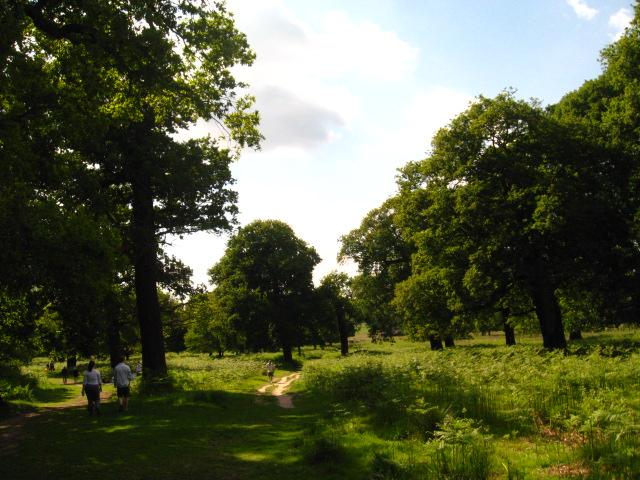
[81,360,102,416]
[135,361,142,375]
[61,366,68,384]
[113,357,135,412]
[72,366,79,384]
[265,361,276,383]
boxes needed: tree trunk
[428,335,443,350]
[106,294,124,367]
[569,329,582,341]
[444,335,455,348]
[530,267,566,349]
[66,356,77,369]
[337,315,349,356]
[132,168,167,377]
[501,309,516,346]
[282,344,293,363]
[107,326,123,368]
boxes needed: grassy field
[1,330,640,479]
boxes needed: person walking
[113,356,135,412]
[265,360,276,383]
[61,366,68,384]
[81,360,102,416]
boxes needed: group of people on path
[63,357,275,414]
[60,365,79,384]
[77,357,137,416]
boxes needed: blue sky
[168,0,635,286]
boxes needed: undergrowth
[302,336,640,478]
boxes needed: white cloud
[310,11,419,82]
[357,87,472,172]
[167,1,425,285]
[566,0,598,20]
[609,8,633,40]
[227,0,418,151]
[256,85,345,149]
[229,1,418,82]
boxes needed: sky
[167,0,635,287]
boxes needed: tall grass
[165,352,266,392]
[302,335,640,478]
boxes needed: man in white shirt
[113,357,135,412]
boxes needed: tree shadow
[1,388,361,480]
[31,385,78,404]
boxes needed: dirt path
[0,388,112,454]
[257,373,300,409]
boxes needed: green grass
[2,330,640,479]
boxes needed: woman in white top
[81,360,102,416]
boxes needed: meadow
[1,330,640,479]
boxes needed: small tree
[317,272,358,356]
[339,199,411,339]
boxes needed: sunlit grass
[2,329,640,478]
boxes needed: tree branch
[24,3,97,44]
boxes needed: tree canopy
[1,1,261,372]
[209,220,320,362]
[342,3,640,348]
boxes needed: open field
[2,330,640,479]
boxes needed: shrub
[299,434,346,465]
[427,416,493,480]
[370,452,405,480]
[0,363,37,401]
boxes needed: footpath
[257,372,301,408]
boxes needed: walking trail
[257,373,300,408]
[0,387,112,454]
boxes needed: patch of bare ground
[539,427,588,447]
[257,373,300,409]
[535,416,588,446]
[545,462,591,478]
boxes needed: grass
[2,329,640,479]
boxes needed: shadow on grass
[31,384,78,404]
[568,334,640,356]
[0,389,363,480]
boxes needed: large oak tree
[209,220,319,363]
[2,1,261,375]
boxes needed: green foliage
[184,292,231,355]
[166,352,264,393]
[369,452,406,480]
[394,91,636,349]
[0,363,37,402]
[303,332,640,476]
[1,0,262,373]
[316,272,358,354]
[393,269,457,342]
[209,220,320,360]
[4,333,640,478]
[428,416,493,480]
[339,199,411,338]
[0,292,39,362]
[298,433,347,466]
